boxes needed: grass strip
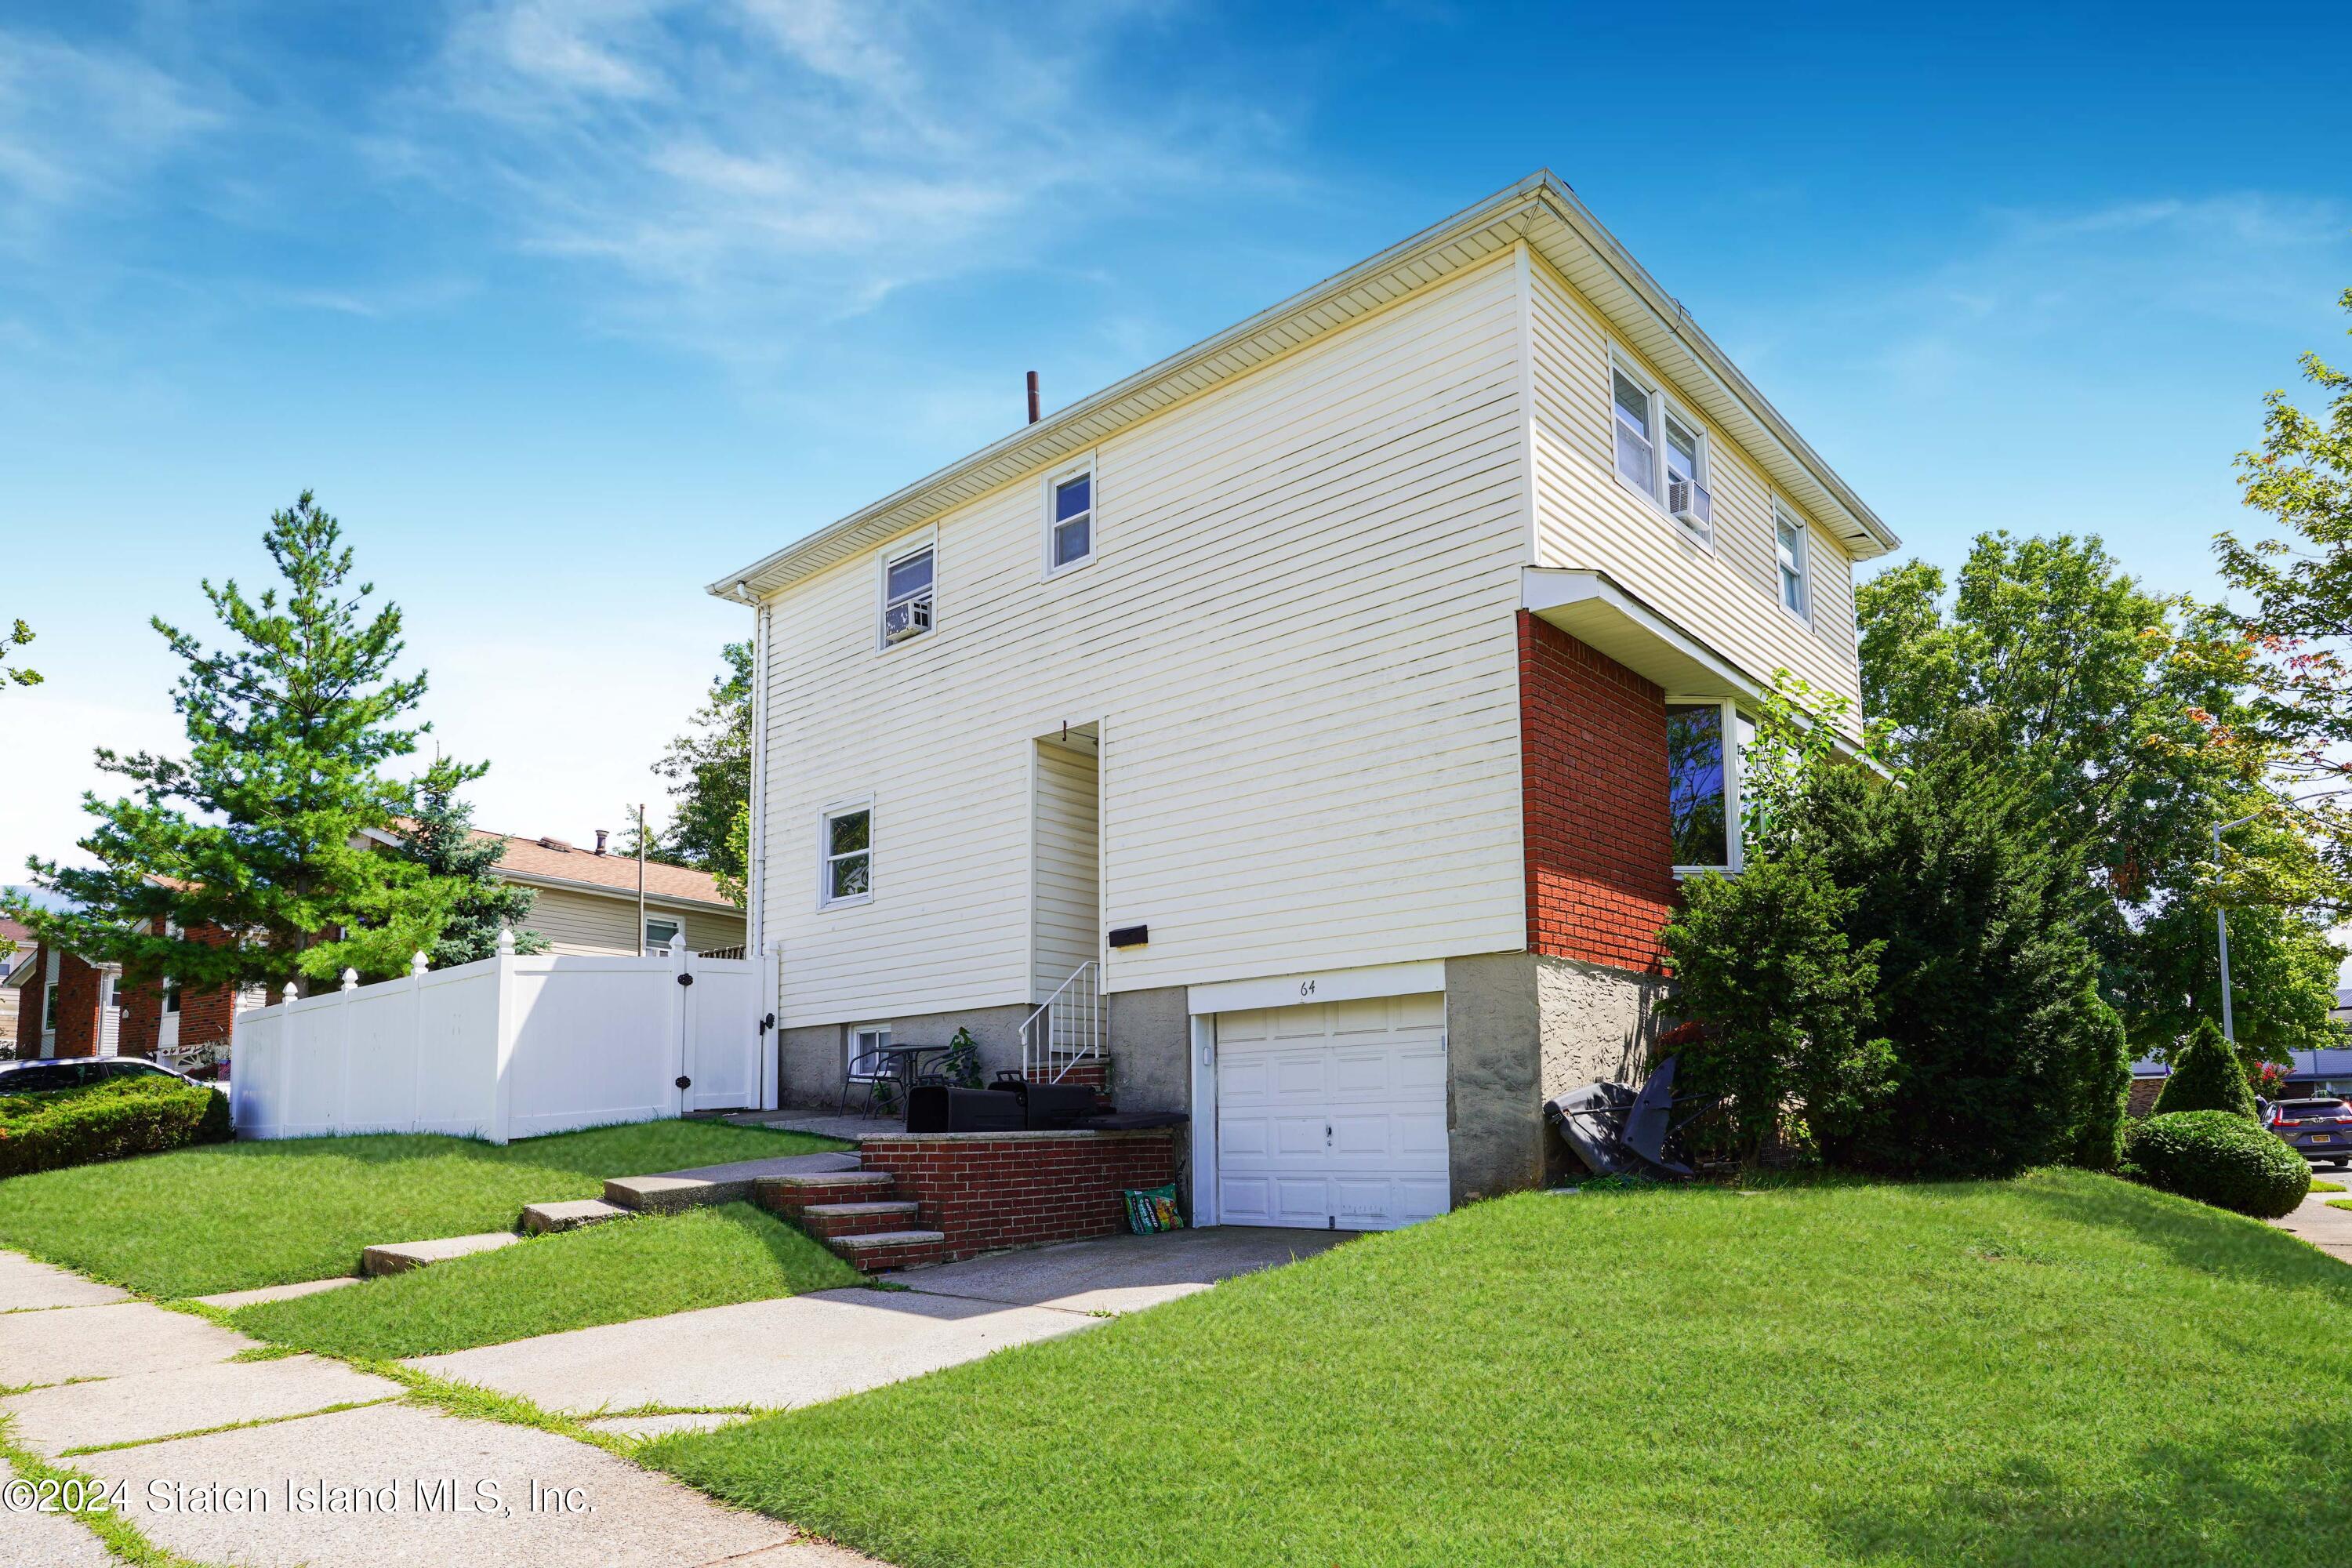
[0,1120,848,1298]
[648,1170,2352,1568]
[2310,1178,2346,1193]
[227,1203,862,1359]
[0,1414,218,1568]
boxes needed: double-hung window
[1667,700,1750,873]
[1774,503,1810,619]
[1047,464,1094,572]
[1612,368,1657,497]
[644,916,681,954]
[880,542,935,647]
[821,804,872,906]
[1613,357,1711,539]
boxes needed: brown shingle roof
[477,831,734,909]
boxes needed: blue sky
[5,0,2350,877]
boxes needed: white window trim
[1609,348,1712,549]
[1043,455,1098,579]
[848,1022,891,1076]
[818,799,874,910]
[1667,695,1744,877]
[874,528,938,654]
[1773,498,1813,626]
[643,916,683,953]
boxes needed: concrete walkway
[2272,1188,2352,1265]
[406,1226,1352,1416]
[0,1251,877,1568]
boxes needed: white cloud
[389,0,1294,361]
[0,30,224,247]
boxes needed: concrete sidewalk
[0,1250,877,1568]
[2272,1188,2352,1265]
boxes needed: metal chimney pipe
[1026,370,1040,424]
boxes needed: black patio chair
[840,1046,897,1118]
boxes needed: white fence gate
[231,935,771,1145]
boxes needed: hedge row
[0,1076,234,1178]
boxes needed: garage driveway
[407,1226,1352,1417]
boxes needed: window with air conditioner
[1047,463,1094,574]
[644,916,681,954]
[1612,355,1711,542]
[821,804,872,907]
[879,543,935,648]
[1775,503,1810,620]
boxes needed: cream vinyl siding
[520,885,745,956]
[1031,742,1099,1000]
[1525,252,1863,710]
[760,255,1530,1026]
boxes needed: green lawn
[0,1120,845,1298]
[230,1203,862,1359]
[648,1171,2352,1568]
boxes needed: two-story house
[712,172,1897,1231]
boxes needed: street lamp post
[2209,789,2339,1045]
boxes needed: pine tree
[5,493,456,993]
[395,757,550,967]
[2151,1017,2261,1120]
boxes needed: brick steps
[797,1200,922,1240]
[755,1170,940,1271]
[831,1229,948,1271]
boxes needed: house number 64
[1298,980,1316,997]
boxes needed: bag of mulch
[1122,1183,1185,1233]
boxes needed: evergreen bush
[2151,1017,2260,1120]
[2124,1109,2309,1218]
[0,1077,232,1178]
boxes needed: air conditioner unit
[883,597,932,643]
[1669,477,1713,529]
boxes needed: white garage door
[1214,991,1449,1231]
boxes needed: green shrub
[2151,1017,2259,1120]
[2067,986,2132,1171]
[2124,1109,2309,1218]
[1662,856,1893,1163]
[0,1077,233,1178]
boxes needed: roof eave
[709,169,1896,602]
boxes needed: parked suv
[2264,1098,2352,1167]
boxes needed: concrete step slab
[361,1232,522,1277]
[799,1200,920,1240]
[194,1276,363,1310]
[752,1171,894,1215]
[522,1199,633,1235]
[830,1229,947,1271]
[604,1151,861,1214]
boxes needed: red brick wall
[51,950,103,1058]
[858,1130,1178,1262]
[118,922,238,1060]
[1519,613,1678,974]
[12,948,41,1054]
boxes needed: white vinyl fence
[231,933,774,1144]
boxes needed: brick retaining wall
[856,1129,1179,1262]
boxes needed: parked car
[2263,1098,2352,1167]
[0,1057,223,1095]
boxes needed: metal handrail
[1020,961,1102,1084]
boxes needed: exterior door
[1213,991,1449,1231]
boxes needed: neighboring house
[0,916,30,1056]
[711,172,1898,1232]
[8,833,742,1068]
[458,829,746,956]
